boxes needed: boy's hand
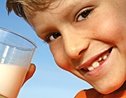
[23,64,36,84]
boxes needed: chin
[96,83,123,94]
[98,89,116,94]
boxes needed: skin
[25,0,126,95]
[24,64,36,83]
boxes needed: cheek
[95,18,126,46]
[96,18,126,66]
[50,44,74,72]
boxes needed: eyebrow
[34,0,95,35]
[48,0,95,19]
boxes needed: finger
[24,63,36,83]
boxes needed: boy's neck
[114,81,126,93]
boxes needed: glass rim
[0,27,37,50]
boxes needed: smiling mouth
[76,47,113,72]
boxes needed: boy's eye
[45,32,61,43]
[76,7,93,22]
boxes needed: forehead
[29,0,98,24]
[28,0,124,33]
[48,0,98,13]
[39,0,126,14]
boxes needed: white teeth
[87,61,99,71]
[87,55,108,71]
[88,66,94,71]
[88,62,100,71]
[92,61,100,68]
[87,54,108,71]
[103,55,108,60]
[98,57,102,61]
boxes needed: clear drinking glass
[0,28,36,98]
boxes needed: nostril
[65,46,87,60]
[63,34,90,59]
[64,41,90,59]
[79,49,85,57]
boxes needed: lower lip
[84,49,112,77]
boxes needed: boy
[6,0,126,98]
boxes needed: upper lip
[76,47,112,70]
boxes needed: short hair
[6,0,54,20]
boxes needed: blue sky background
[0,0,91,98]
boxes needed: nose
[62,29,90,59]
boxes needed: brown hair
[6,0,54,20]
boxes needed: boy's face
[27,0,126,94]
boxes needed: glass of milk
[0,28,36,98]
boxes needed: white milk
[0,64,27,98]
